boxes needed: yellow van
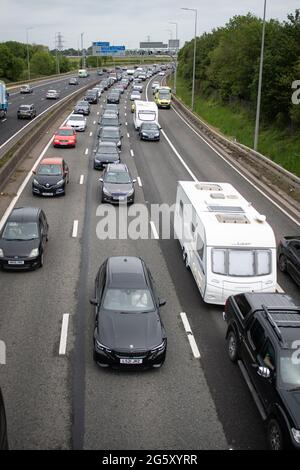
[154,86,172,109]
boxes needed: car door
[287,241,300,285]
[63,161,69,183]
[95,263,107,326]
[254,338,278,412]
[240,316,266,382]
[39,213,47,250]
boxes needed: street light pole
[169,22,178,94]
[81,32,85,68]
[181,7,197,111]
[254,0,267,151]
[26,27,33,81]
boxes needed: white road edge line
[72,220,79,238]
[130,149,134,157]
[59,314,70,355]
[127,132,130,138]
[137,176,142,187]
[85,148,89,155]
[145,77,300,228]
[79,175,84,185]
[180,312,201,359]
[93,120,96,125]
[89,132,93,137]
[150,221,159,239]
[125,122,128,126]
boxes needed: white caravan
[133,100,158,130]
[174,181,277,305]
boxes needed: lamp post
[254,0,267,151]
[26,27,33,81]
[81,32,85,68]
[181,7,197,111]
[169,21,178,94]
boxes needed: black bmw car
[74,100,90,115]
[139,122,161,141]
[107,92,120,104]
[0,207,49,270]
[94,141,120,170]
[90,256,167,368]
[99,163,136,204]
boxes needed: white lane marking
[171,106,300,227]
[79,175,84,185]
[72,220,79,238]
[127,132,130,138]
[124,112,127,117]
[97,111,100,114]
[1,119,6,122]
[93,120,96,125]
[276,283,285,293]
[130,149,134,157]
[85,148,89,155]
[161,130,198,181]
[0,109,74,232]
[0,85,90,151]
[137,176,142,187]
[150,220,159,239]
[59,314,70,355]
[124,106,127,109]
[180,312,201,359]
[125,122,128,126]
[89,132,93,137]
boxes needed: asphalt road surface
[0,71,299,450]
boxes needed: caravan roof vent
[216,214,250,224]
[208,205,244,213]
[210,193,226,199]
[195,183,222,191]
[226,194,239,200]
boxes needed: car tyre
[39,252,44,269]
[227,330,239,362]
[182,249,190,270]
[268,418,284,450]
[278,254,287,273]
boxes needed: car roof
[19,104,32,108]
[101,126,120,131]
[106,256,147,289]
[57,126,73,131]
[8,207,40,222]
[240,293,296,310]
[69,114,85,118]
[40,157,63,165]
[99,141,117,147]
[107,163,128,172]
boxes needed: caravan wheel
[182,250,190,270]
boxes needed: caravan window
[256,250,271,275]
[212,249,226,274]
[196,235,204,261]
[228,250,255,276]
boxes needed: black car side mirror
[159,299,166,307]
[90,298,98,306]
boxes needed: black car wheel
[227,330,239,362]
[182,249,190,270]
[278,254,287,273]
[268,419,284,450]
[39,252,44,269]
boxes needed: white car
[20,84,33,94]
[158,71,165,76]
[152,81,160,89]
[133,84,143,93]
[46,89,60,99]
[92,87,102,98]
[65,113,87,132]
[130,91,141,101]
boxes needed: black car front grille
[114,350,149,359]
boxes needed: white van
[174,181,277,305]
[78,69,88,78]
[133,101,158,130]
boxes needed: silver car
[46,89,60,99]
[65,113,87,132]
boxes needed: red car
[53,126,77,148]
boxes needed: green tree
[30,50,56,76]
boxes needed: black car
[69,77,78,85]
[90,256,167,368]
[107,92,120,104]
[97,70,104,76]
[104,104,119,116]
[74,100,90,115]
[0,388,8,450]
[99,163,136,204]
[84,90,98,104]
[224,292,300,450]
[0,207,48,270]
[139,122,161,141]
[32,157,69,196]
[278,236,300,286]
[98,115,120,133]
[98,126,123,149]
[93,141,120,170]
[101,80,109,90]
[17,104,36,119]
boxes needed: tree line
[0,41,78,82]
[177,9,300,128]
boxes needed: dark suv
[224,292,300,450]
[17,104,36,119]
[84,90,98,104]
[0,388,8,449]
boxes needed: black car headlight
[33,178,41,187]
[150,340,166,354]
[55,179,64,187]
[95,340,112,353]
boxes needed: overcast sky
[1,1,299,50]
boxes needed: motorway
[0,70,299,450]
[0,73,100,147]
